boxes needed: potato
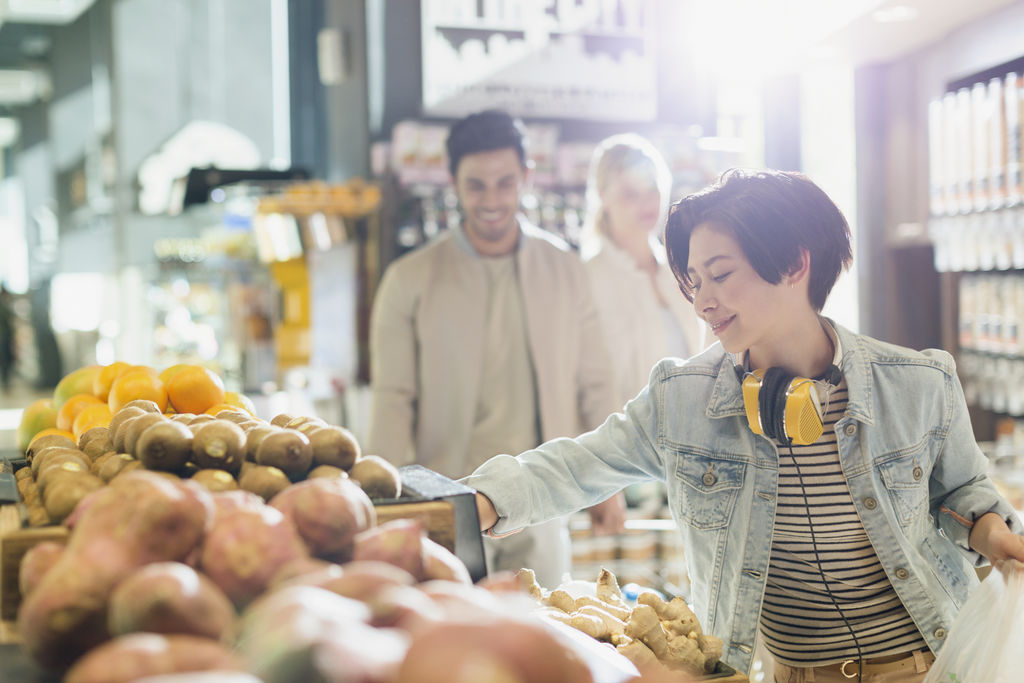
[18,541,65,598]
[108,562,236,641]
[277,560,416,603]
[199,504,309,607]
[17,472,214,671]
[64,633,244,683]
[352,518,427,579]
[235,585,405,683]
[394,618,593,683]
[269,477,376,562]
[208,489,265,520]
[421,537,471,584]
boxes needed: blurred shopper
[467,169,1024,681]
[0,284,15,393]
[367,110,623,587]
[581,134,705,409]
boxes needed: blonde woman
[581,134,705,408]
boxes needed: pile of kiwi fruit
[16,400,401,527]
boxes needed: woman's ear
[785,248,811,286]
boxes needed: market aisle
[0,380,51,450]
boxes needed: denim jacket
[463,322,1024,674]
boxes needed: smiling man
[367,110,622,586]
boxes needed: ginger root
[543,589,576,613]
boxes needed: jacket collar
[705,318,875,425]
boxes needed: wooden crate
[0,464,485,623]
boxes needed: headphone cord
[787,443,864,683]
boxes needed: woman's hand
[588,492,627,536]
[476,492,498,532]
[968,512,1024,570]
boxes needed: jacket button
[913,466,923,480]
[844,424,857,436]
[702,473,717,486]
[895,568,910,580]
[934,628,947,639]
[863,497,877,510]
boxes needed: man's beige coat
[367,221,619,479]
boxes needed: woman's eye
[712,272,732,283]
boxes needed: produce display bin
[0,461,486,626]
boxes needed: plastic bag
[923,560,1024,683]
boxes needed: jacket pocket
[878,450,929,526]
[672,452,745,530]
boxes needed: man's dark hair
[665,169,853,312]
[446,110,528,177]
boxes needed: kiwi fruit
[191,468,239,492]
[121,399,162,414]
[187,414,216,432]
[213,409,250,424]
[90,451,117,475]
[98,453,138,483]
[26,504,50,527]
[244,425,279,462]
[37,460,91,497]
[109,407,147,451]
[43,472,103,523]
[255,429,312,480]
[79,427,114,461]
[307,464,347,479]
[238,464,290,501]
[32,447,89,476]
[307,425,361,471]
[192,420,246,474]
[20,482,40,506]
[110,460,144,481]
[26,434,77,461]
[16,476,35,495]
[122,413,166,456]
[136,420,194,472]
[348,455,401,499]
[269,413,295,428]
[284,416,327,431]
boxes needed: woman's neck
[747,316,835,379]
[609,229,657,273]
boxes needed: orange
[108,370,168,413]
[205,403,247,417]
[223,391,257,416]
[16,398,59,452]
[158,363,192,386]
[123,365,159,378]
[56,394,104,432]
[53,365,102,409]
[92,361,131,401]
[167,365,226,414]
[27,427,76,448]
[72,403,113,440]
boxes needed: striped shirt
[759,379,927,666]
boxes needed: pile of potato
[15,399,401,526]
[17,469,607,683]
[525,568,723,677]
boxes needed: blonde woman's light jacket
[464,322,1024,674]
[583,234,706,407]
[366,219,619,479]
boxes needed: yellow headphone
[738,365,841,446]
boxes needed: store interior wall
[855,1,1024,349]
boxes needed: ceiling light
[871,5,919,23]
